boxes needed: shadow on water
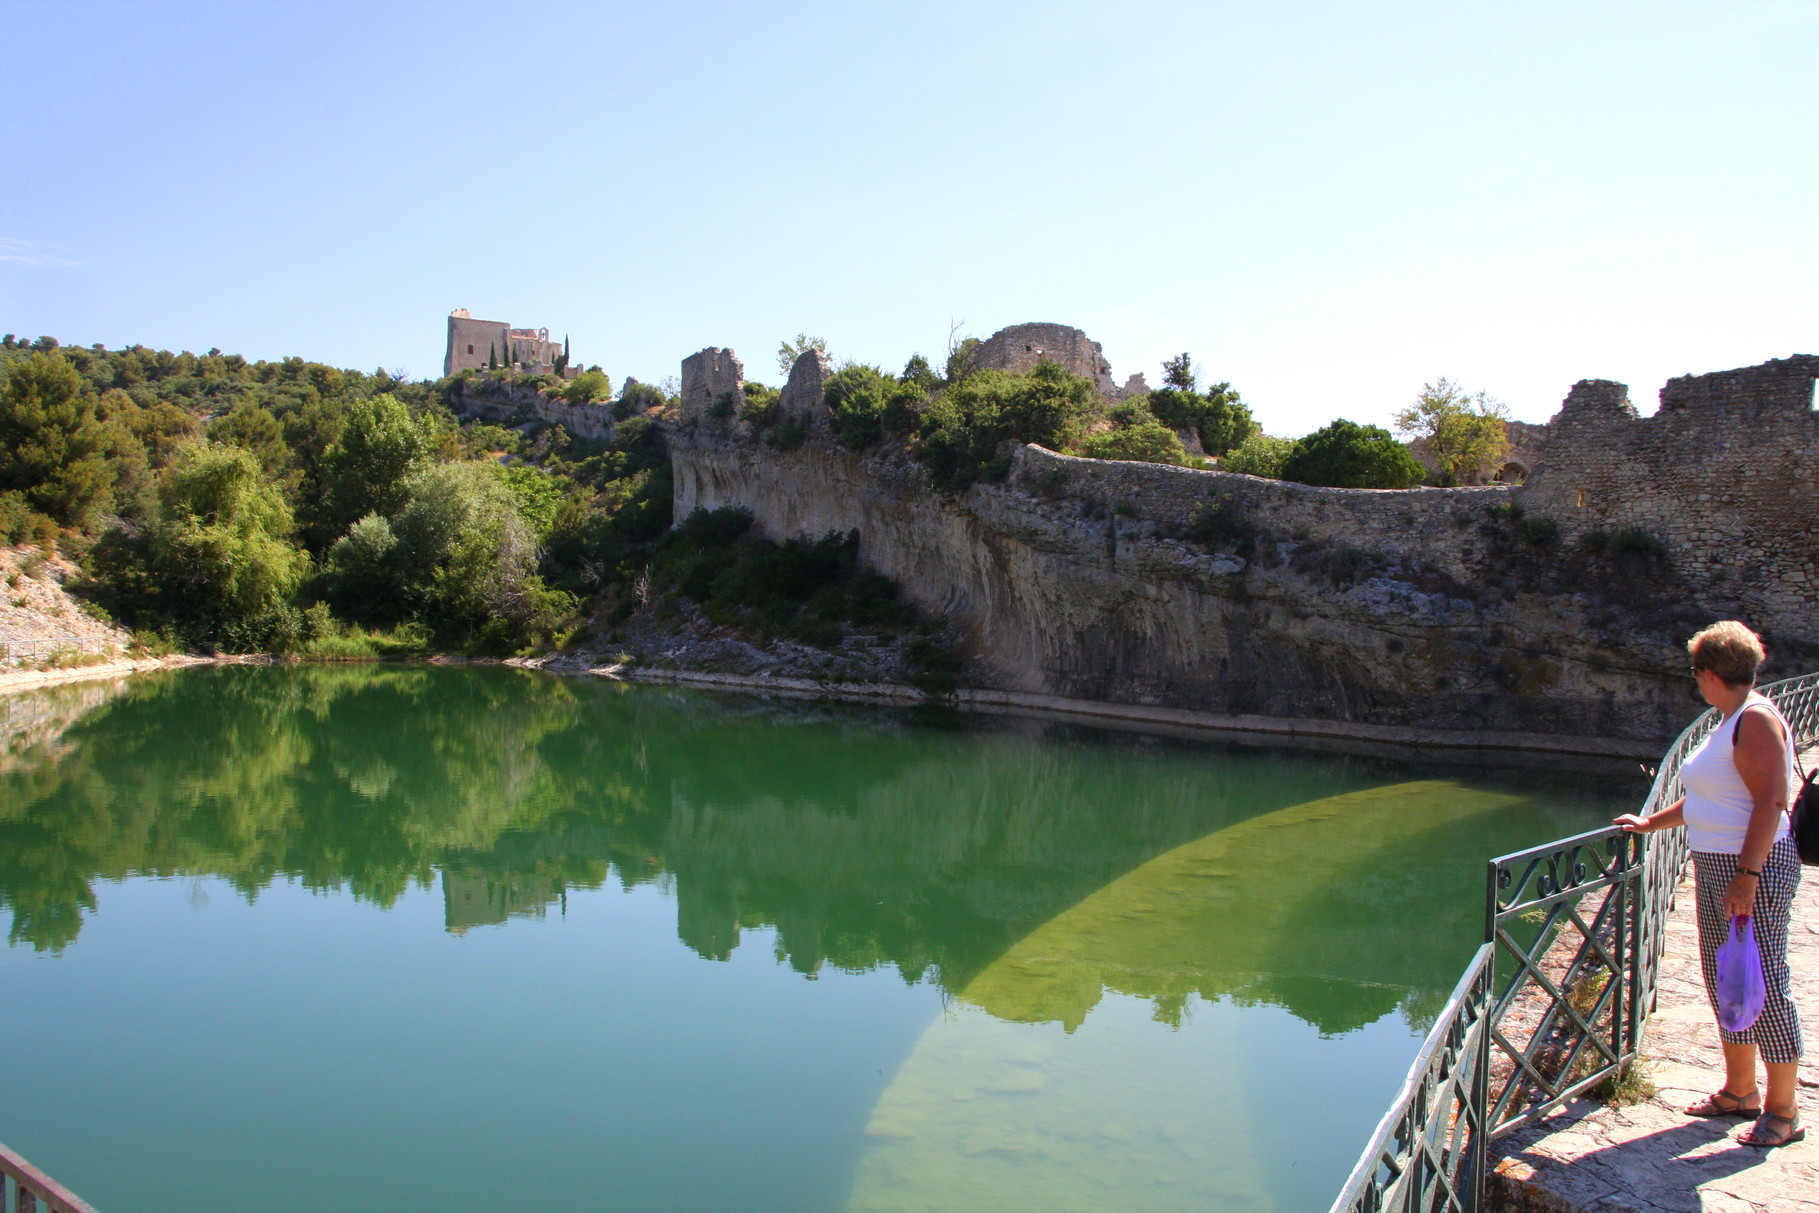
[0,664,1631,1028]
[0,664,1644,1212]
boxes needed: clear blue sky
[3,1,1814,435]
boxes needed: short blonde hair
[1688,620,1766,687]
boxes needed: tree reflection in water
[0,665,1622,1035]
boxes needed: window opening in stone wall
[1576,489,1587,508]
[467,344,474,354]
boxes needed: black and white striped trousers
[1692,835,1804,1064]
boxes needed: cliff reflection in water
[0,664,1620,1032]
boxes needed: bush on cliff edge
[1280,420,1426,490]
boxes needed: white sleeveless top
[1680,692,1796,854]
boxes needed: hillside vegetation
[0,331,1452,667]
[0,336,673,655]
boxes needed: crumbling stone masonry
[679,347,745,424]
[780,348,832,426]
[1521,355,1819,637]
[970,323,1117,395]
[665,332,1819,751]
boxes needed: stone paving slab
[1491,865,1819,1212]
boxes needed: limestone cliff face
[448,376,613,440]
[671,424,1714,756]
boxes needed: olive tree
[1394,378,1510,485]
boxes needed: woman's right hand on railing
[1613,813,1654,833]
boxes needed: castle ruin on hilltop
[444,308,573,378]
[968,322,1117,395]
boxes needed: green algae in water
[850,781,1521,1212]
[0,665,1632,1212]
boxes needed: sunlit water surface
[0,666,1634,1212]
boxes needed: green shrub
[740,381,781,423]
[914,361,1097,493]
[767,415,809,452]
[1280,420,1426,489]
[906,634,963,696]
[659,507,920,643]
[1520,516,1560,546]
[563,368,612,405]
[825,364,921,450]
[147,443,311,647]
[1610,526,1664,557]
[1146,382,1256,457]
[1219,432,1294,479]
[1079,419,1188,465]
[615,380,667,420]
[1185,496,1255,555]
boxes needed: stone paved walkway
[1491,862,1819,1212]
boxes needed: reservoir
[0,665,1631,1212]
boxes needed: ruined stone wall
[1502,420,1550,480]
[671,422,1704,753]
[970,323,1117,395]
[665,347,1819,754]
[779,348,831,426]
[1010,445,1510,581]
[1520,356,1819,636]
[679,347,745,424]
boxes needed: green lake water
[0,665,1636,1212]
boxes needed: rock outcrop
[668,353,1819,757]
[447,375,613,440]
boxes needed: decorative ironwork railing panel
[0,1139,102,1213]
[1329,946,1492,1213]
[1485,826,1644,1135]
[1332,670,1819,1213]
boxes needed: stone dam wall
[667,351,1818,757]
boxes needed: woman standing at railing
[1615,620,1804,1149]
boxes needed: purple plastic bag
[1715,915,1767,1033]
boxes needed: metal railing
[0,636,119,667]
[1,1140,101,1213]
[1331,670,1819,1213]
[1332,944,1494,1213]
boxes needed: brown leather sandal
[1737,1110,1805,1148]
[1684,1088,1760,1117]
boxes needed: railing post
[1622,836,1637,1062]
[1472,958,1490,1211]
